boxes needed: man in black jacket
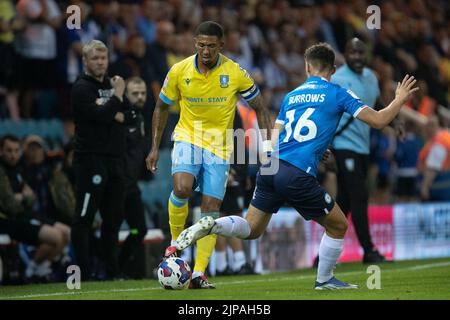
[71,40,135,280]
[118,77,148,278]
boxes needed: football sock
[194,212,219,274]
[215,251,227,272]
[317,232,344,283]
[233,250,246,271]
[211,216,251,239]
[168,191,188,241]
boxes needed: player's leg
[279,159,357,290]
[176,160,283,249]
[190,194,221,288]
[168,172,194,244]
[312,203,358,289]
[187,148,228,288]
[167,142,200,249]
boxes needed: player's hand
[146,148,159,173]
[395,75,419,104]
[111,75,125,98]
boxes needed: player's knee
[172,184,191,199]
[333,218,348,238]
[246,226,263,240]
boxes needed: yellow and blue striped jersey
[160,53,260,160]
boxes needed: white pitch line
[2,261,450,300]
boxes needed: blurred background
[0,0,449,283]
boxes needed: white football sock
[317,233,344,283]
[170,240,178,247]
[233,251,246,271]
[211,216,251,239]
[215,251,227,272]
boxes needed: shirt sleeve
[336,87,367,118]
[236,66,260,102]
[275,96,287,125]
[159,65,179,106]
[425,144,448,171]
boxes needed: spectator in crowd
[118,77,149,279]
[147,20,174,91]
[0,134,68,282]
[147,20,176,149]
[136,0,158,45]
[405,80,438,117]
[418,115,450,201]
[394,120,423,202]
[370,126,397,204]
[21,135,74,228]
[0,0,25,120]
[15,0,63,118]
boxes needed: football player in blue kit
[175,43,419,290]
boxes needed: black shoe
[363,249,386,264]
[235,263,257,275]
[189,274,216,289]
[216,267,234,276]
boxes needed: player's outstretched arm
[145,98,170,173]
[357,75,419,129]
[248,94,272,149]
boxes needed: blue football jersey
[274,76,367,177]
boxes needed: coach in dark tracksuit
[71,40,136,280]
[118,77,149,278]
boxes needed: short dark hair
[126,76,146,89]
[195,21,224,39]
[304,42,335,72]
[0,134,20,149]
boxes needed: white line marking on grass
[3,261,450,300]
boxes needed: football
[157,257,192,290]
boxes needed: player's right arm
[146,66,180,173]
[146,98,170,173]
[356,75,418,129]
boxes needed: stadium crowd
[0,0,449,283]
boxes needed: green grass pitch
[1,258,449,300]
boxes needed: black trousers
[72,154,126,280]
[333,149,374,253]
[118,182,147,278]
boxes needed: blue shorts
[251,159,335,220]
[171,141,229,200]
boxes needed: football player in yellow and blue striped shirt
[146,21,272,289]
